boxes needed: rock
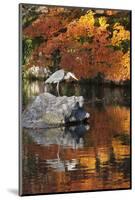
[25,66,51,79]
[22,93,90,128]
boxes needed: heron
[45,69,78,96]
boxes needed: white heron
[45,69,78,96]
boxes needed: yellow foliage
[111,23,130,46]
[67,10,95,39]
[79,10,95,35]
[106,51,130,82]
[99,16,109,28]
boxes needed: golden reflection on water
[22,104,130,194]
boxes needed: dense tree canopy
[22,5,130,83]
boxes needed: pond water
[21,80,131,195]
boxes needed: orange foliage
[23,8,130,82]
[23,16,65,39]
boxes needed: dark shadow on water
[7,189,18,196]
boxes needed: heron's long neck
[64,72,70,80]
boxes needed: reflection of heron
[45,69,78,96]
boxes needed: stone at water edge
[22,92,90,128]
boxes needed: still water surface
[22,80,131,195]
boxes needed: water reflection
[24,124,89,149]
[22,80,131,195]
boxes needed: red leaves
[23,16,64,39]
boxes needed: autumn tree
[22,6,130,83]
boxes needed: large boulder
[22,93,90,128]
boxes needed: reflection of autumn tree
[23,8,130,82]
[22,104,130,194]
[107,106,130,134]
[87,105,130,141]
[86,105,130,164]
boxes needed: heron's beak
[70,73,78,81]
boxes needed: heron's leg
[57,145,60,162]
[56,138,61,162]
[44,84,48,93]
[56,81,60,96]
